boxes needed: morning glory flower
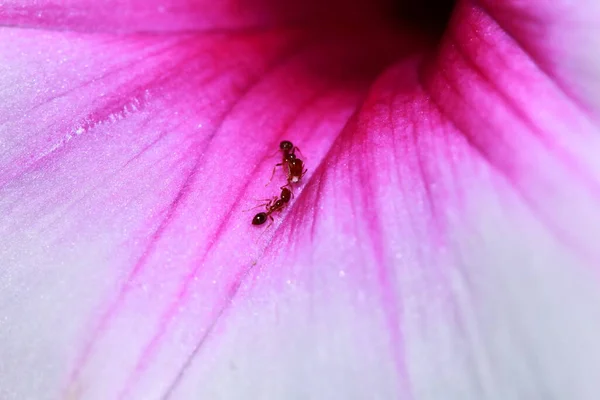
[1,0,600,399]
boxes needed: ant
[251,186,293,226]
[266,140,307,187]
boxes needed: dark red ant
[266,140,307,187]
[252,186,293,226]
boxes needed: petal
[2,2,600,400]
[0,24,418,398]
[478,0,600,115]
[0,0,388,33]
[170,5,600,398]
[428,2,600,259]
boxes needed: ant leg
[293,146,305,159]
[243,198,274,212]
[256,215,275,238]
[265,163,283,187]
[243,204,265,212]
[268,147,280,158]
[252,196,276,203]
[243,202,269,212]
[263,198,275,211]
[265,214,275,229]
[300,168,308,180]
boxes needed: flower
[1,0,600,398]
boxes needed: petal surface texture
[1,1,600,400]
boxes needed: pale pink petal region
[427,2,600,262]
[2,1,600,400]
[478,0,600,115]
[0,27,303,398]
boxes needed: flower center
[390,0,457,37]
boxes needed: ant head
[280,140,293,151]
[252,212,268,225]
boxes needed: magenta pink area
[0,0,389,33]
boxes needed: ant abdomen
[252,212,268,225]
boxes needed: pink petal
[0,0,387,33]
[478,0,600,115]
[1,1,600,399]
[0,23,417,398]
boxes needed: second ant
[251,186,293,227]
[266,140,307,188]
